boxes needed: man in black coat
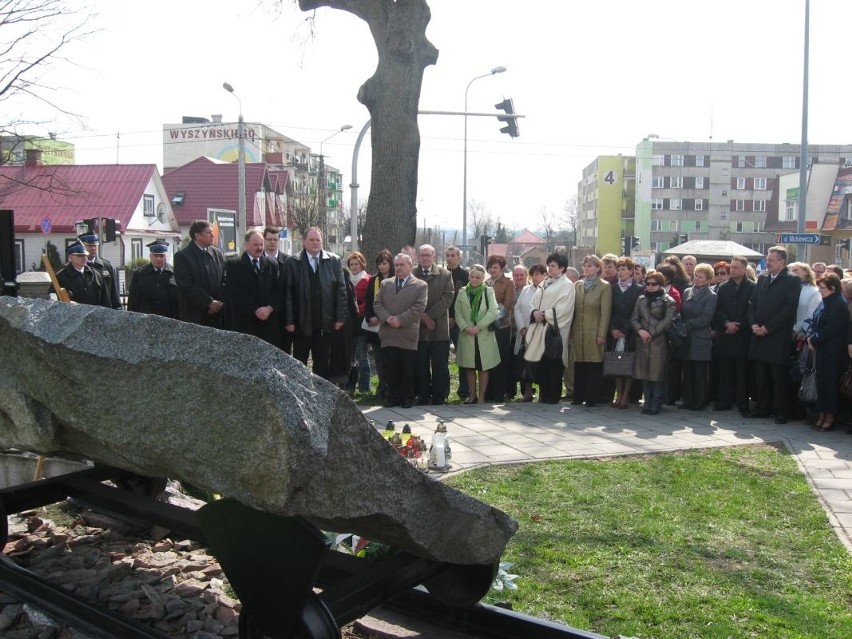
[712,256,755,416]
[224,230,282,347]
[263,226,291,354]
[747,246,801,423]
[283,227,348,379]
[174,219,226,327]
[53,242,112,308]
[127,241,179,318]
[79,233,122,310]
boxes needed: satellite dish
[156,202,168,223]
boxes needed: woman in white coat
[524,253,577,403]
[454,264,500,404]
[513,264,547,401]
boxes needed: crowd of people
[52,219,852,433]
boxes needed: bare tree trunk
[299,0,438,264]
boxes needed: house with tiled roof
[0,151,179,279]
[507,230,548,266]
[162,156,286,254]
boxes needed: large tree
[298,0,438,263]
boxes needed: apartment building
[577,155,636,256]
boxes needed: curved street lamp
[463,66,506,256]
[318,125,353,241]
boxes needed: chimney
[25,149,43,167]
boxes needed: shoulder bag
[840,361,852,400]
[603,336,635,378]
[666,313,688,351]
[798,351,817,404]
[543,309,563,360]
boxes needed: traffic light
[494,99,520,138]
[679,233,689,244]
[104,219,117,242]
[83,218,97,235]
[621,235,629,256]
[480,235,492,257]
[632,236,640,250]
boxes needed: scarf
[467,284,485,324]
[350,269,369,286]
[645,288,663,308]
[582,276,598,291]
[540,275,561,291]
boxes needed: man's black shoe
[739,409,751,418]
[713,404,732,411]
[401,400,413,409]
[749,411,770,418]
[384,400,400,408]
[774,416,788,425]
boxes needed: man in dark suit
[748,246,801,423]
[53,242,111,308]
[283,227,348,379]
[713,256,755,416]
[127,241,178,318]
[224,230,282,347]
[174,219,226,327]
[263,226,291,353]
[79,233,122,310]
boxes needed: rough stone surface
[0,297,517,564]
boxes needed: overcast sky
[12,0,851,240]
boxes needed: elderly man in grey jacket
[414,244,455,405]
[374,254,428,408]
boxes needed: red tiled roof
[0,164,159,233]
[489,243,509,258]
[162,156,268,227]
[510,229,546,244]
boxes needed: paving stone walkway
[363,402,852,552]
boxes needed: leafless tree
[539,205,559,253]
[1,0,94,159]
[561,195,578,247]
[295,0,438,268]
[468,199,494,242]
[288,190,323,238]
[340,198,368,249]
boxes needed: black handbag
[543,309,563,360]
[666,313,688,351]
[839,362,852,400]
[603,338,635,377]
[798,351,817,403]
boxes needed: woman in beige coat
[631,269,676,415]
[455,265,500,404]
[571,255,612,407]
[524,253,576,403]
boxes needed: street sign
[779,233,821,244]
[40,216,52,234]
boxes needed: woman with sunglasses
[631,270,677,415]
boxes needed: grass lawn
[446,444,852,639]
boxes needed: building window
[670,154,684,167]
[652,155,664,166]
[670,219,678,231]
[695,176,705,189]
[754,177,767,190]
[652,198,664,210]
[131,238,144,262]
[650,219,662,231]
[783,156,797,169]
[753,200,766,212]
[670,198,682,211]
[720,210,728,220]
[670,176,683,189]
[143,194,155,216]
[695,199,704,211]
[755,156,767,168]
[652,175,664,188]
[695,155,705,167]
[736,177,746,190]
[734,221,746,233]
[735,200,745,212]
[785,200,797,221]
[737,156,746,168]
[14,240,24,274]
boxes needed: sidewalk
[362,402,852,552]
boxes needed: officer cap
[66,241,89,256]
[146,241,169,254]
[78,233,100,245]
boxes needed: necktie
[311,255,318,272]
[396,278,403,292]
[252,258,260,272]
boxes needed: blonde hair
[692,263,714,282]
[788,261,815,286]
[469,264,487,277]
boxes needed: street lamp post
[222,82,246,244]
[350,120,372,252]
[319,125,352,244]
[463,66,506,257]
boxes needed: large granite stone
[0,297,517,565]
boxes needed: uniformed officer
[127,241,179,318]
[53,242,111,307]
[78,232,122,309]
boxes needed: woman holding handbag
[806,273,849,431]
[524,253,576,404]
[514,264,546,402]
[631,270,677,415]
[454,264,500,404]
[606,256,642,408]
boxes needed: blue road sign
[40,216,52,234]
[779,233,821,244]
